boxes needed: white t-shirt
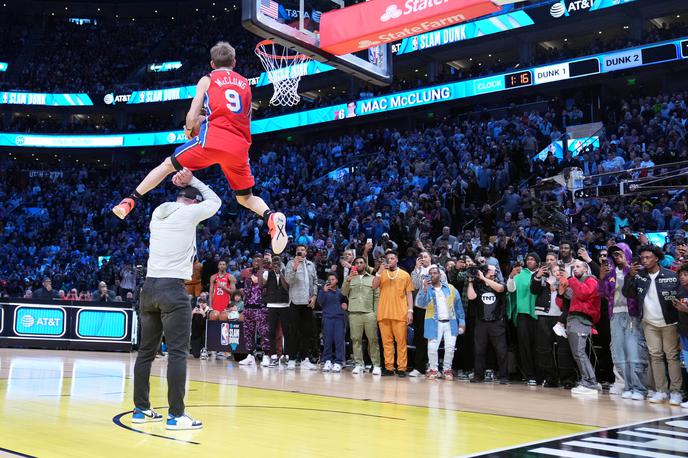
[434,286,449,320]
[612,267,628,314]
[643,271,667,327]
[262,270,289,308]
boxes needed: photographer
[467,264,508,384]
[190,295,210,358]
[417,265,465,380]
[622,244,682,405]
[530,259,576,388]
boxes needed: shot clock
[504,71,532,88]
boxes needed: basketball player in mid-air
[112,41,288,254]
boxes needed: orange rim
[255,39,310,61]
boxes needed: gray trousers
[134,278,191,417]
[567,317,597,389]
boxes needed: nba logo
[220,323,229,346]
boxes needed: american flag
[260,0,279,19]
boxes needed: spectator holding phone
[373,251,413,377]
[342,257,381,375]
[317,273,347,373]
[410,250,447,377]
[558,260,601,396]
[417,264,465,380]
[623,244,682,405]
[285,244,318,370]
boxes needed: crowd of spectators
[1,72,688,401]
[1,89,686,295]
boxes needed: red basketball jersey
[204,69,252,144]
[212,272,231,311]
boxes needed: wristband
[407,309,413,313]
[375,273,381,277]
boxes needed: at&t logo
[550,0,593,18]
[21,315,35,328]
[21,315,62,328]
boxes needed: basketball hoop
[255,39,312,107]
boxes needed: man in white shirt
[133,168,220,431]
[622,245,682,405]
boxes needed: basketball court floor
[0,349,686,457]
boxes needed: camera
[467,264,488,279]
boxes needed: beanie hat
[526,252,541,264]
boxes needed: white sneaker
[648,391,668,404]
[681,400,688,409]
[216,352,225,360]
[670,391,683,406]
[261,355,270,367]
[631,392,646,401]
[287,360,296,370]
[609,384,625,396]
[408,369,422,377]
[300,359,317,370]
[621,390,633,399]
[239,354,256,366]
[571,385,599,396]
[322,360,333,372]
[332,363,342,373]
[352,365,364,375]
[200,349,208,360]
[372,366,382,376]
[647,390,656,399]
[166,413,203,430]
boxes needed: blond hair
[210,41,235,68]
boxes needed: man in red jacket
[558,260,601,396]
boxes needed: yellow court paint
[0,374,594,458]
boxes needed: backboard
[242,0,393,85]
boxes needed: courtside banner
[319,0,501,55]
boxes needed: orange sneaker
[267,211,287,254]
[112,197,136,220]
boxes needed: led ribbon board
[0,92,92,106]
[1,37,686,144]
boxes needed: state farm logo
[358,39,382,49]
[380,0,449,23]
[381,5,402,22]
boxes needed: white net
[255,40,311,107]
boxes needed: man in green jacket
[342,256,381,375]
[507,252,539,386]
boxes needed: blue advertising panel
[14,306,66,337]
[0,92,92,106]
[396,10,535,55]
[76,309,128,339]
